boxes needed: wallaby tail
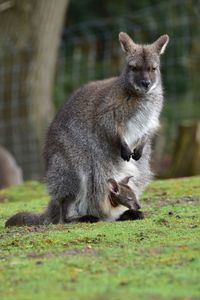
[5,211,47,227]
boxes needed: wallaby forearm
[100,116,132,161]
[109,130,132,162]
[132,134,149,161]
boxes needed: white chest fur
[124,101,160,148]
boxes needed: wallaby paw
[121,147,132,161]
[132,148,142,161]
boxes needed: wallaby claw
[121,152,131,161]
[132,148,142,161]
[121,146,132,161]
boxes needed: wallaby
[5,176,141,226]
[0,146,23,189]
[107,176,140,210]
[5,32,169,227]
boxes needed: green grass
[0,177,200,300]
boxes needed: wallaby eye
[148,67,157,72]
[129,65,138,72]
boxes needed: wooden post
[170,121,200,177]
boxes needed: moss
[0,177,200,300]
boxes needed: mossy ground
[0,177,200,300]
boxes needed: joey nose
[135,203,141,210]
[141,80,150,89]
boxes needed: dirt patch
[5,224,73,236]
[27,247,98,259]
[143,196,200,207]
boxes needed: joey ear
[119,32,136,53]
[153,34,169,55]
[107,179,119,195]
[120,176,133,185]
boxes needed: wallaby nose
[141,80,151,89]
[136,202,141,210]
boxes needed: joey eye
[152,67,157,71]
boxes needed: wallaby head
[107,177,141,210]
[119,32,169,95]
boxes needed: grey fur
[5,32,169,226]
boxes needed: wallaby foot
[117,210,144,221]
[78,215,99,223]
[65,215,99,224]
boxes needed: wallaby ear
[119,32,136,53]
[120,176,133,185]
[107,179,119,195]
[153,34,169,55]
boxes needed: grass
[0,177,200,300]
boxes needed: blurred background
[0,0,199,186]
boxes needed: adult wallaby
[5,32,169,227]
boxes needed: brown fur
[108,177,140,210]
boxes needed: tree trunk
[0,0,69,179]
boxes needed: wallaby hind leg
[47,161,82,224]
[60,195,76,223]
